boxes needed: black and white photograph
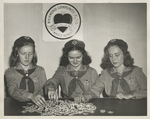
[0,0,149,118]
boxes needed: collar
[14,63,36,70]
[66,64,88,71]
[109,66,132,74]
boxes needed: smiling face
[68,50,83,70]
[18,45,34,67]
[108,45,124,68]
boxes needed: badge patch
[33,77,39,82]
[128,78,133,84]
[84,80,89,86]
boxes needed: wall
[83,3,147,75]
[4,3,147,79]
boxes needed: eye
[115,53,120,57]
[29,52,33,56]
[77,56,82,59]
[20,52,26,55]
[68,56,73,59]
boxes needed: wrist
[48,87,55,92]
[83,94,92,101]
[30,94,37,100]
[28,93,34,100]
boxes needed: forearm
[8,86,33,102]
[132,90,147,99]
[44,80,57,95]
[133,67,147,99]
[38,69,47,96]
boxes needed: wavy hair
[59,46,92,67]
[100,42,134,70]
[9,36,38,67]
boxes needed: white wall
[4,3,147,79]
[83,3,147,75]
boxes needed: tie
[16,68,35,93]
[67,66,89,97]
[107,67,134,97]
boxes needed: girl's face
[18,45,34,66]
[108,45,124,68]
[68,50,83,70]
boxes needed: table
[4,97,147,116]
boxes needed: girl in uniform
[44,39,99,102]
[91,39,147,99]
[5,36,47,106]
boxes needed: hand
[83,94,92,102]
[74,95,85,103]
[116,93,133,99]
[30,94,46,106]
[48,91,58,101]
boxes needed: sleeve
[44,66,64,95]
[90,70,105,98]
[132,67,147,99]
[37,67,47,96]
[84,69,105,100]
[5,69,33,102]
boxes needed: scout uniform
[44,64,99,98]
[5,36,47,102]
[91,66,147,99]
[5,63,47,102]
[44,39,99,99]
[92,39,147,99]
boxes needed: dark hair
[9,36,38,67]
[100,39,134,70]
[59,46,92,66]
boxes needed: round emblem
[45,3,81,39]
[33,77,39,82]
[84,80,89,86]
[128,78,133,84]
[72,40,78,45]
[111,39,116,42]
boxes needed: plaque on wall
[45,3,81,40]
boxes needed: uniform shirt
[5,63,47,102]
[44,64,99,98]
[91,66,147,99]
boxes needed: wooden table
[4,97,147,116]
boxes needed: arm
[37,67,47,96]
[44,66,64,96]
[91,71,105,98]
[117,67,147,99]
[84,69,105,101]
[132,67,147,99]
[5,69,33,102]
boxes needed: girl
[91,39,147,99]
[5,36,47,106]
[44,39,99,102]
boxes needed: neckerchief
[107,66,134,97]
[16,68,35,93]
[67,65,89,97]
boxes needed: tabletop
[4,97,147,116]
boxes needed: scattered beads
[21,100,96,116]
